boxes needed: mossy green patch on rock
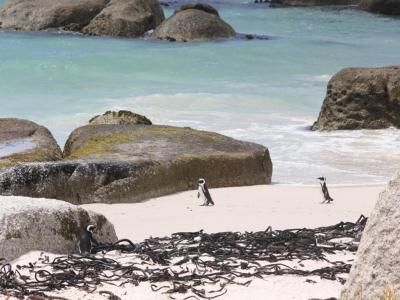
[0,149,55,169]
[67,132,133,159]
[0,122,272,204]
[65,125,249,160]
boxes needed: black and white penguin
[79,224,99,255]
[197,178,214,206]
[317,177,334,204]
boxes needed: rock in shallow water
[0,0,164,37]
[359,0,400,15]
[151,3,236,42]
[0,0,108,31]
[312,66,400,130]
[0,118,62,169]
[0,196,117,261]
[341,171,400,299]
[82,0,165,37]
[0,124,272,203]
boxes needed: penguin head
[85,224,96,234]
[197,178,205,185]
[317,177,325,182]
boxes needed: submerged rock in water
[312,66,400,130]
[0,124,272,204]
[151,3,236,42]
[0,196,117,260]
[0,118,62,169]
[359,0,400,15]
[89,110,152,125]
[341,171,400,299]
[82,0,165,37]
[0,0,164,37]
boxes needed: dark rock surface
[82,0,165,37]
[359,0,400,15]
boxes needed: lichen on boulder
[0,196,117,261]
[0,124,272,204]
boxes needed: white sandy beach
[82,184,384,242]
[5,184,385,300]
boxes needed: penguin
[79,224,99,255]
[317,177,334,204]
[197,178,214,206]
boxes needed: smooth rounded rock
[152,3,236,42]
[0,196,117,260]
[82,0,165,37]
[0,124,272,204]
[0,0,107,31]
[0,118,62,169]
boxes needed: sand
[6,184,384,300]
[82,184,383,242]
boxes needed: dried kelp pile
[0,215,367,300]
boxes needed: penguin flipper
[91,237,99,247]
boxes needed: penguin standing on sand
[318,177,334,204]
[79,224,99,255]
[197,178,214,206]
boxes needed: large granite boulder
[268,0,358,6]
[0,0,164,37]
[151,3,236,42]
[89,110,152,125]
[312,66,400,130]
[0,118,62,169]
[82,0,165,37]
[341,172,400,299]
[0,196,117,261]
[0,124,272,204]
[0,0,107,32]
[359,0,400,15]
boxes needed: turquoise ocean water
[0,0,399,184]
